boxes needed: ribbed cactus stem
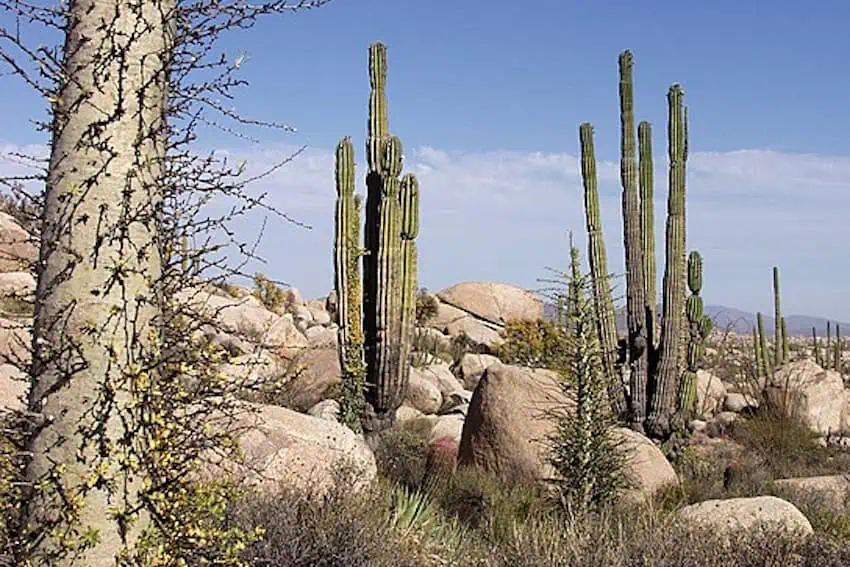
[835,324,841,372]
[367,42,388,172]
[812,326,820,365]
[757,312,772,376]
[618,51,648,430]
[398,173,420,409]
[753,327,762,374]
[773,266,784,366]
[647,85,688,437]
[333,137,367,431]
[826,322,832,369]
[678,250,707,415]
[781,317,789,362]
[365,136,405,418]
[580,122,627,418]
[638,121,656,348]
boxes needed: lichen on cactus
[334,136,367,431]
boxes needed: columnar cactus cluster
[753,266,790,377]
[579,50,698,437]
[333,42,421,433]
[812,321,843,373]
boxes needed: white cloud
[2,140,848,320]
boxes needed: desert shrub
[410,328,451,369]
[230,468,406,567]
[0,296,33,318]
[415,288,438,325]
[251,272,288,313]
[447,332,489,365]
[495,318,570,369]
[729,406,846,479]
[434,466,551,535]
[491,507,850,567]
[213,280,245,299]
[371,427,431,491]
[0,417,25,562]
[775,486,850,544]
[230,465,478,567]
[136,479,263,566]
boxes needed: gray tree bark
[24,0,174,564]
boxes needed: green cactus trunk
[812,326,820,365]
[753,327,761,375]
[398,173,420,410]
[835,324,841,373]
[678,251,710,416]
[618,51,649,430]
[773,266,784,366]
[580,122,628,418]
[638,121,657,351]
[826,321,832,370]
[364,137,406,425]
[646,85,688,438]
[756,312,772,376]
[781,317,789,362]
[334,137,367,431]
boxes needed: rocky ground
[4,209,850,561]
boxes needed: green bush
[371,427,431,491]
[495,318,570,369]
[729,407,849,479]
[252,272,289,313]
[415,288,438,325]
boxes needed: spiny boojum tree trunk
[24,0,173,564]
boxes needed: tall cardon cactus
[334,137,367,431]
[580,123,627,418]
[333,42,421,433]
[579,49,697,438]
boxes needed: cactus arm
[773,266,784,366]
[638,121,657,351]
[580,122,628,419]
[398,173,420,412]
[757,312,772,376]
[618,51,649,430]
[678,251,707,415]
[333,137,367,431]
[646,85,688,438]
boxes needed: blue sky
[2,0,850,321]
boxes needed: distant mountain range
[542,302,849,337]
